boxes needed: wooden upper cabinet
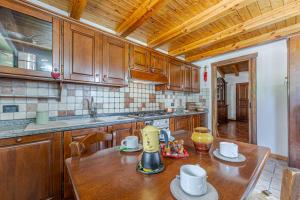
[63,22,101,83]
[150,51,166,74]
[0,1,60,79]
[102,36,129,86]
[0,133,62,200]
[130,45,150,72]
[168,59,183,91]
[183,65,192,92]
[192,66,200,93]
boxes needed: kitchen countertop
[0,111,207,139]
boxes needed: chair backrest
[70,132,113,157]
[280,168,300,200]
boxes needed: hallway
[218,121,249,143]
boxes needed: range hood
[129,69,168,84]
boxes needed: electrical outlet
[3,105,19,113]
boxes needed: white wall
[225,72,249,120]
[195,40,288,157]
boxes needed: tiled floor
[218,121,249,143]
[250,158,288,199]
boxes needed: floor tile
[251,158,288,200]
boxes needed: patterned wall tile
[0,78,210,120]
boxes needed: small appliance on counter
[137,125,168,174]
[35,111,49,125]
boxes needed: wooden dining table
[65,133,270,200]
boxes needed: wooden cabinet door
[130,45,150,72]
[109,123,134,146]
[200,113,208,127]
[63,127,109,199]
[174,116,192,133]
[150,51,166,74]
[192,66,200,93]
[168,59,183,91]
[134,121,145,142]
[192,114,208,130]
[63,22,101,83]
[0,1,61,79]
[183,65,192,91]
[192,115,201,130]
[103,36,129,85]
[0,133,62,200]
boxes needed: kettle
[139,126,168,173]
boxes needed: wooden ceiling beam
[186,23,300,62]
[116,0,167,37]
[217,69,225,78]
[232,64,239,76]
[147,0,252,48]
[170,1,300,56]
[69,0,88,20]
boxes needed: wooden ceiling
[217,61,248,77]
[38,0,300,62]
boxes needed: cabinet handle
[16,138,22,143]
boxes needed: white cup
[179,164,207,196]
[219,142,239,158]
[121,136,139,149]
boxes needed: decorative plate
[170,177,219,200]
[213,149,246,163]
[161,144,189,158]
[119,144,143,152]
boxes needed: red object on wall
[203,66,208,82]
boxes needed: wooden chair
[281,168,300,200]
[248,168,300,200]
[69,132,113,157]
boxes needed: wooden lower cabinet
[173,116,192,134]
[192,114,208,130]
[108,123,135,146]
[0,132,62,200]
[218,105,228,124]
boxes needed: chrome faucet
[86,97,97,119]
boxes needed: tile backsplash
[0,78,209,120]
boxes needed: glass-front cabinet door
[0,1,60,79]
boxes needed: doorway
[211,53,257,144]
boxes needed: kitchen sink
[95,116,134,122]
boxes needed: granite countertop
[0,111,207,139]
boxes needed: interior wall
[224,72,249,120]
[194,39,288,157]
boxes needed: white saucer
[213,149,246,163]
[120,144,143,152]
[170,177,218,200]
[160,136,175,142]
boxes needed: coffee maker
[137,125,168,174]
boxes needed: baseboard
[270,153,288,161]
